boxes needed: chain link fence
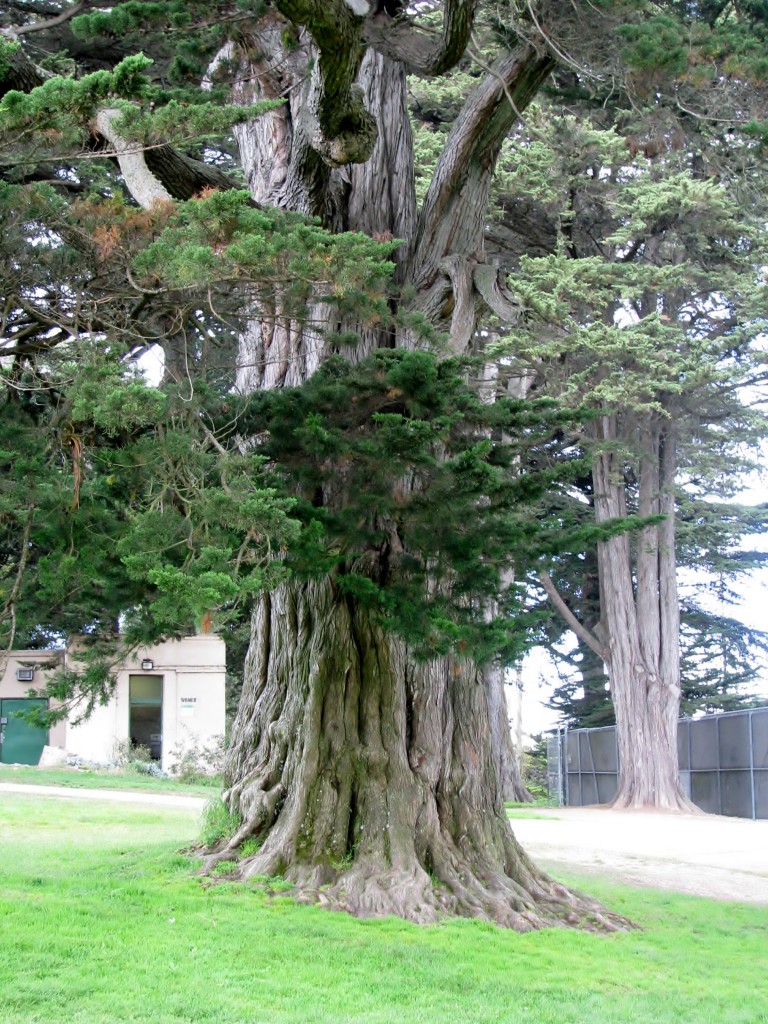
[547,707,768,819]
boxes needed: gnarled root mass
[205,579,632,932]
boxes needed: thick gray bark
[210,17,627,927]
[592,413,695,810]
[215,578,620,928]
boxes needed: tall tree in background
[2,0,768,923]
[544,495,768,730]
[496,105,768,807]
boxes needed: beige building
[0,636,226,772]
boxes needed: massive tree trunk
[197,6,625,928]
[217,577,618,928]
[35,0,626,928]
[592,413,695,810]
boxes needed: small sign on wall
[180,697,197,716]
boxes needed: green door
[0,699,49,765]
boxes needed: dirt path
[3,783,766,903]
[511,807,768,904]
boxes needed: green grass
[0,763,220,796]
[506,808,560,820]
[0,791,766,1024]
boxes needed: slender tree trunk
[592,413,695,810]
[486,663,533,803]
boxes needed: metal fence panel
[753,714,768,770]
[596,773,619,804]
[720,770,754,818]
[691,717,719,770]
[719,714,751,770]
[755,770,768,818]
[690,770,720,814]
[589,728,619,773]
[549,708,768,819]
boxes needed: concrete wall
[0,651,67,750]
[2,635,226,770]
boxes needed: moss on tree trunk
[210,576,628,930]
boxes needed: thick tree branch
[363,0,478,76]
[274,0,377,166]
[538,570,609,663]
[12,1,89,35]
[143,145,240,200]
[0,43,50,98]
[412,46,555,292]
[95,108,173,209]
[94,109,240,205]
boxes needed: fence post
[716,714,723,816]
[749,710,756,821]
[564,725,569,807]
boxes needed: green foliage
[0,38,20,80]
[0,54,152,132]
[618,15,690,78]
[486,97,768,711]
[131,189,397,315]
[231,349,640,661]
[113,98,285,146]
[2,0,767,730]
[73,2,200,39]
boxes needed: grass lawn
[505,808,559,820]
[0,792,766,1024]
[0,763,219,796]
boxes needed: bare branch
[13,1,89,35]
[538,570,609,664]
[95,108,174,209]
[472,264,524,322]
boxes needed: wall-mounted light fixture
[141,658,154,671]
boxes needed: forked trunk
[215,576,623,929]
[593,415,695,811]
[211,16,628,927]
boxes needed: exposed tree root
[204,579,634,933]
[202,817,631,932]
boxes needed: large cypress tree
[3,0,767,926]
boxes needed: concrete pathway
[0,781,205,810]
[511,806,768,904]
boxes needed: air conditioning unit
[15,668,34,682]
